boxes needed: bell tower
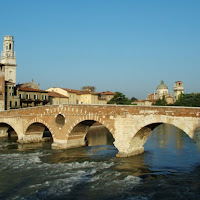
[174,81,184,101]
[1,36,17,84]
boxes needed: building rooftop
[98,91,115,95]
[48,91,69,98]
[157,80,168,90]
[62,88,97,95]
[18,87,48,93]
[48,87,115,96]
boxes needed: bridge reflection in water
[86,123,114,146]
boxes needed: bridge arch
[66,118,115,149]
[22,122,53,143]
[0,122,18,139]
[121,115,199,157]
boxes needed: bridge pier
[0,127,9,137]
[114,124,159,157]
[52,138,86,149]
[52,125,89,149]
[18,134,44,143]
[115,136,146,157]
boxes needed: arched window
[9,44,11,50]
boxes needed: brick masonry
[1,104,200,157]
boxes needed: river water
[1,124,200,200]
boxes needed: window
[19,94,23,99]
[26,94,30,99]
[42,95,46,100]
[15,101,17,107]
[10,101,12,108]
[34,94,38,100]
[9,44,11,50]
[14,87,17,96]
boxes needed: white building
[156,80,169,98]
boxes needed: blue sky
[0,0,200,99]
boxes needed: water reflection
[144,124,200,173]
[115,154,152,177]
[86,125,114,146]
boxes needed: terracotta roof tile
[18,87,48,93]
[98,91,115,95]
[50,87,114,96]
[62,88,97,95]
[48,91,69,98]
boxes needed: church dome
[157,80,168,90]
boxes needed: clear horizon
[0,0,200,99]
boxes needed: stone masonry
[1,104,200,157]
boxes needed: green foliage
[107,92,132,105]
[153,96,167,106]
[174,93,200,107]
[130,97,137,102]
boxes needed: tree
[82,86,96,92]
[173,93,200,107]
[130,97,137,102]
[153,96,167,106]
[107,92,131,105]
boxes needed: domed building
[146,80,174,105]
[156,80,169,98]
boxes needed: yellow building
[18,87,49,108]
[5,81,20,110]
[46,87,78,104]
[97,91,115,102]
[46,87,112,105]
[48,91,69,105]
[97,97,107,104]
[78,91,99,104]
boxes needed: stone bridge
[1,104,200,157]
